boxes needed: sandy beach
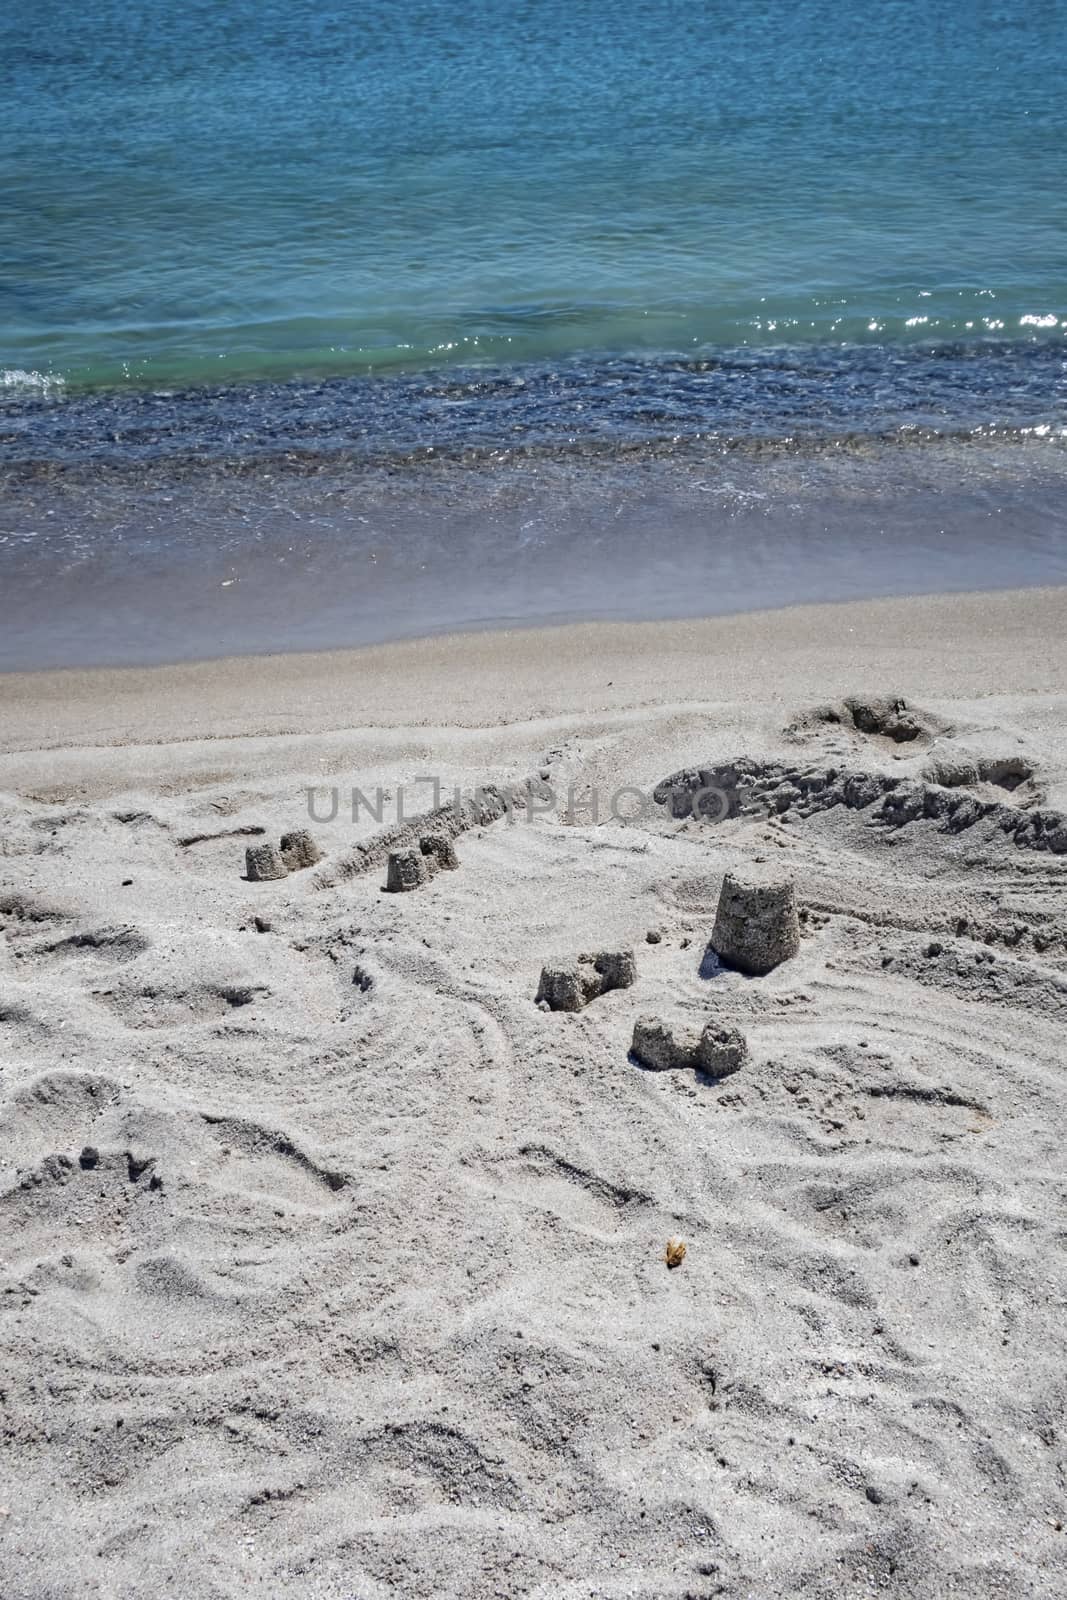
[1,585,1066,1598]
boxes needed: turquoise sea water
[3,0,1065,399]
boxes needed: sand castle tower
[280,829,323,870]
[386,849,430,892]
[710,865,800,975]
[246,843,288,881]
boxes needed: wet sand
[4,441,1067,672]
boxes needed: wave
[1,342,1064,481]
[1,368,67,403]
[3,304,1065,404]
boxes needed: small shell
[664,1236,687,1269]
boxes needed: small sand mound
[787,692,948,747]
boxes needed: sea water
[1,0,1065,666]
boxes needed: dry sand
[1,587,1066,1598]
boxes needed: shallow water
[2,1,1065,670]
[2,344,1065,478]
[3,437,1066,671]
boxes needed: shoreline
[2,585,1065,767]
[4,429,1067,676]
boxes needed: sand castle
[245,831,323,881]
[385,833,461,892]
[631,1015,747,1076]
[244,842,288,882]
[536,949,636,1012]
[419,834,460,873]
[279,829,323,871]
[385,849,430,892]
[710,865,800,976]
[627,866,790,1071]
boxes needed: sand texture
[1,590,1066,1598]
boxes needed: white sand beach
[1,586,1065,1598]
